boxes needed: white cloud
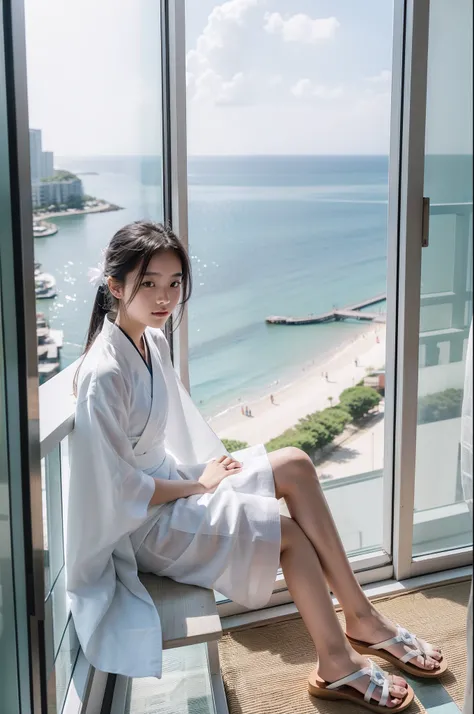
[187,0,261,105]
[268,75,283,88]
[291,78,344,100]
[185,1,392,155]
[366,69,392,84]
[191,68,249,105]
[195,0,259,55]
[264,12,340,44]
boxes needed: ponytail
[73,284,111,395]
[85,283,111,352]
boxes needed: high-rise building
[29,128,43,181]
[42,150,54,179]
[31,176,83,208]
[29,128,55,181]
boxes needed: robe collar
[100,316,166,458]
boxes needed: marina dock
[266,294,386,326]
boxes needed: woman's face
[110,250,183,330]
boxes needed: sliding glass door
[390,0,473,580]
[412,0,473,557]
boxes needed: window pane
[0,289,21,714]
[0,25,21,711]
[25,0,164,379]
[185,1,393,559]
[43,446,64,596]
[24,0,164,709]
[413,0,473,556]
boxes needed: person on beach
[67,221,446,711]
[270,394,275,405]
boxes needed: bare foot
[346,610,443,671]
[317,651,409,708]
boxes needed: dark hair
[74,221,192,392]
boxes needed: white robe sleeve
[66,368,162,677]
[67,374,156,583]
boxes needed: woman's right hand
[198,455,243,493]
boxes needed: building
[31,175,83,208]
[29,127,43,181]
[42,150,54,179]
[29,128,54,182]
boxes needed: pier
[266,294,386,326]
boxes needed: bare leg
[280,515,407,707]
[271,448,442,671]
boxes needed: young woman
[67,221,446,712]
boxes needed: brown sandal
[347,625,448,679]
[308,660,415,712]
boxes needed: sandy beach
[210,322,387,446]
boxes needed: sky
[25,0,396,156]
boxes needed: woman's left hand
[218,454,243,471]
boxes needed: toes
[390,686,407,698]
[393,675,408,689]
[418,654,440,670]
[389,699,401,708]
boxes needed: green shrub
[222,439,249,453]
[299,406,351,441]
[265,428,317,455]
[266,405,352,456]
[339,386,381,420]
[418,388,463,424]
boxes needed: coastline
[34,201,123,221]
[33,220,58,238]
[209,322,386,446]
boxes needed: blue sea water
[34,155,389,414]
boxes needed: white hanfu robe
[66,316,281,678]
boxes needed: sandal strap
[327,665,372,690]
[372,625,427,662]
[400,648,424,663]
[328,661,392,707]
[380,678,391,707]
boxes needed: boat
[37,312,63,384]
[35,262,57,299]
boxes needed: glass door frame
[1,0,47,711]
[166,0,473,596]
[390,0,472,581]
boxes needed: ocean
[34,155,389,415]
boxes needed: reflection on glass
[43,446,64,596]
[24,0,165,709]
[413,0,473,556]
[25,0,164,380]
[185,2,392,556]
[0,300,21,714]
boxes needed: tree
[221,439,249,453]
[299,406,351,441]
[339,386,381,420]
[266,428,316,455]
[67,195,84,209]
[418,388,463,424]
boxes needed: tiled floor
[126,644,216,714]
[409,677,462,713]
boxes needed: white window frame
[165,0,473,614]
